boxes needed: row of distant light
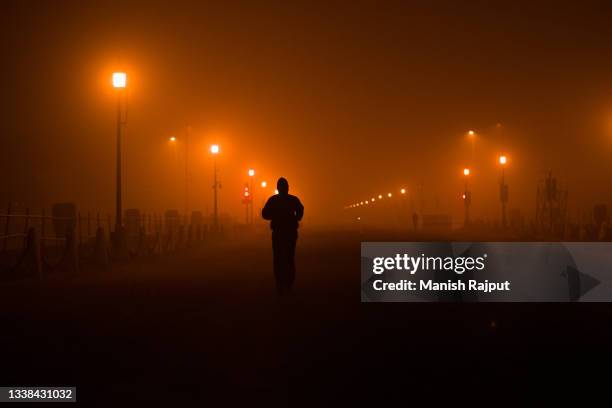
[346,154,509,209]
[345,188,407,209]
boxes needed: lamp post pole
[185,126,191,222]
[463,168,471,227]
[211,145,220,232]
[499,155,508,228]
[115,91,122,231]
[112,72,127,234]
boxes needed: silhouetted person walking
[262,177,304,294]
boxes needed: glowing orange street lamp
[387,193,392,198]
[112,72,127,88]
[261,181,267,188]
[499,154,509,228]
[247,169,255,224]
[210,144,220,231]
[378,194,383,199]
[400,188,406,194]
[112,71,127,249]
[371,197,375,202]
[169,136,176,142]
[463,167,471,226]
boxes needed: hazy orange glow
[210,144,220,155]
[400,188,406,194]
[463,168,470,176]
[499,155,507,165]
[248,169,255,177]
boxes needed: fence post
[3,201,12,253]
[25,227,43,280]
[41,208,46,254]
[93,227,110,272]
[66,228,79,275]
[78,211,82,248]
[23,207,30,249]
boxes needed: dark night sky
[2,0,612,224]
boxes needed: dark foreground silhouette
[0,229,610,405]
[261,177,304,293]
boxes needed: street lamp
[112,72,126,88]
[400,188,406,194]
[463,167,471,226]
[499,155,509,228]
[388,193,392,198]
[112,71,127,249]
[210,144,220,231]
[247,169,255,224]
[467,130,476,165]
[378,194,383,199]
[261,181,267,188]
[169,136,176,142]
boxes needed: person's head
[277,177,289,195]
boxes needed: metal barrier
[0,203,210,282]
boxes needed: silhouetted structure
[262,178,304,293]
[535,171,568,235]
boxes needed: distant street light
[463,167,471,226]
[275,189,279,195]
[112,71,127,250]
[387,193,392,198]
[400,188,406,194]
[210,144,220,231]
[247,169,255,224]
[467,130,476,164]
[169,136,176,142]
[499,154,509,228]
[261,181,267,188]
[378,194,383,199]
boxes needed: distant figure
[412,212,419,230]
[262,177,304,294]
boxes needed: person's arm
[262,197,273,220]
[295,198,304,221]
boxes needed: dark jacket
[262,193,304,231]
